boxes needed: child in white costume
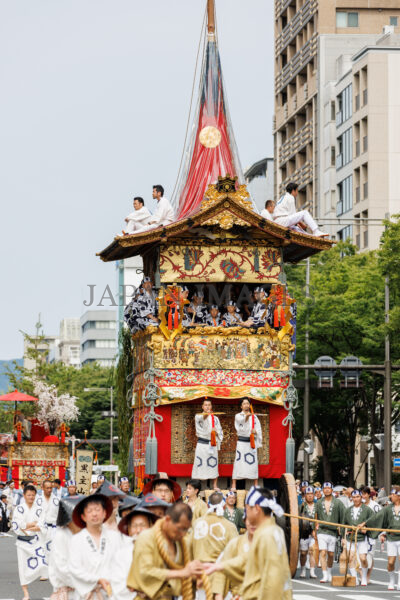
[232,398,262,489]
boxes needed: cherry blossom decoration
[31,378,80,436]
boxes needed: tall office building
[80,310,117,367]
[274,1,400,214]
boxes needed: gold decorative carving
[199,125,222,148]
[201,210,249,230]
[201,176,254,214]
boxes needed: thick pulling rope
[283,512,400,534]
[154,518,212,600]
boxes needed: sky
[0,0,274,360]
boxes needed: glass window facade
[338,225,353,242]
[82,320,116,333]
[82,339,117,351]
[337,175,353,216]
[337,128,352,169]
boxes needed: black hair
[134,196,144,206]
[209,491,224,506]
[82,497,108,511]
[54,478,61,485]
[153,185,164,197]
[202,398,212,405]
[286,182,298,194]
[239,397,251,409]
[186,479,201,494]
[265,199,275,208]
[361,486,371,495]
[153,480,174,492]
[23,484,37,495]
[166,501,192,522]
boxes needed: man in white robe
[192,399,223,489]
[69,494,120,600]
[273,182,328,237]
[123,197,152,234]
[12,484,47,599]
[145,184,174,228]
[48,495,82,600]
[232,398,263,488]
[35,479,59,576]
[260,199,275,221]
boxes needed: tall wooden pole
[207,0,215,33]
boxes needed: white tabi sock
[389,571,395,589]
[320,570,328,581]
[300,567,306,577]
[327,567,332,581]
[310,567,316,577]
[350,568,358,584]
[361,567,368,585]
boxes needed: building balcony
[275,0,318,56]
[275,33,318,94]
[278,121,313,164]
[275,0,295,19]
[280,160,313,194]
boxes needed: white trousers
[125,220,148,233]
[275,210,318,232]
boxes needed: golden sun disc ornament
[199,125,222,148]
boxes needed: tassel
[250,405,256,449]
[280,306,285,326]
[210,429,217,447]
[168,310,173,330]
[274,308,279,328]
[210,411,217,446]
[174,308,179,329]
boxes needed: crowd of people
[123,281,292,335]
[4,474,292,600]
[295,479,400,590]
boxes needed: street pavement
[2,532,400,599]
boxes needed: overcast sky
[0,0,274,360]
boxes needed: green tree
[115,327,134,476]
[287,241,399,485]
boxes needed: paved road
[2,532,400,599]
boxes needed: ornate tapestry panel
[159,245,282,283]
[171,402,270,465]
[152,333,290,371]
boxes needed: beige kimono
[126,526,183,599]
[188,513,238,593]
[213,532,251,597]
[241,517,292,600]
[184,496,208,521]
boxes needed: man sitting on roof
[123,196,152,235]
[273,182,328,237]
[146,185,175,228]
[260,199,275,221]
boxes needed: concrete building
[23,335,58,370]
[80,310,117,368]
[58,318,80,367]
[244,158,274,213]
[274,0,400,214]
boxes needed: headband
[305,486,314,494]
[120,477,129,483]
[323,482,333,489]
[67,480,76,487]
[301,480,309,488]
[245,486,284,518]
[351,490,361,497]
[207,497,226,517]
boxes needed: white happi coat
[232,411,262,480]
[150,197,174,226]
[191,414,223,480]
[49,526,74,594]
[125,206,151,233]
[35,494,59,560]
[69,526,121,600]
[109,535,137,600]
[12,501,47,585]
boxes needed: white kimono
[12,501,47,585]
[260,209,274,221]
[69,526,120,600]
[232,411,263,480]
[146,197,174,228]
[35,494,60,570]
[191,414,223,480]
[125,206,151,233]
[109,535,137,600]
[49,526,74,595]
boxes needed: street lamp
[83,387,115,463]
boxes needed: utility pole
[110,387,114,464]
[384,213,392,494]
[303,258,310,480]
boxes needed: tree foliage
[286,241,400,485]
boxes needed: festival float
[0,390,69,487]
[98,0,333,574]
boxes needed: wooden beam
[207,0,215,33]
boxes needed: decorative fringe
[174,308,179,329]
[250,432,256,449]
[210,429,217,447]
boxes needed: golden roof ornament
[201,175,254,222]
